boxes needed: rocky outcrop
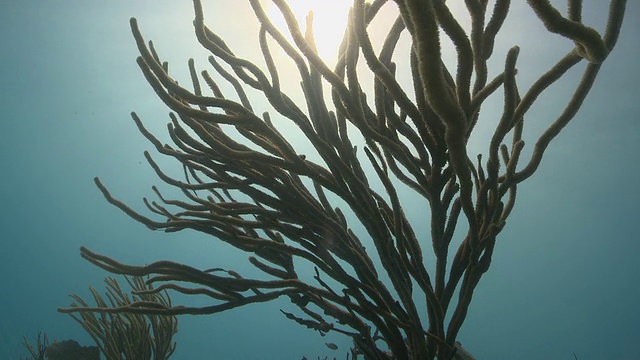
[44,339,99,360]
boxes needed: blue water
[2,1,639,359]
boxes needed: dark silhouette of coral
[59,1,627,358]
[44,340,99,360]
[20,333,98,360]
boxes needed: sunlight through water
[267,0,353,65]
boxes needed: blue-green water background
[1,1,639,359]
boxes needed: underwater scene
[1,1,639,359]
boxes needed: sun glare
[266,0,353,64]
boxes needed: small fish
[325,342,338,350]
